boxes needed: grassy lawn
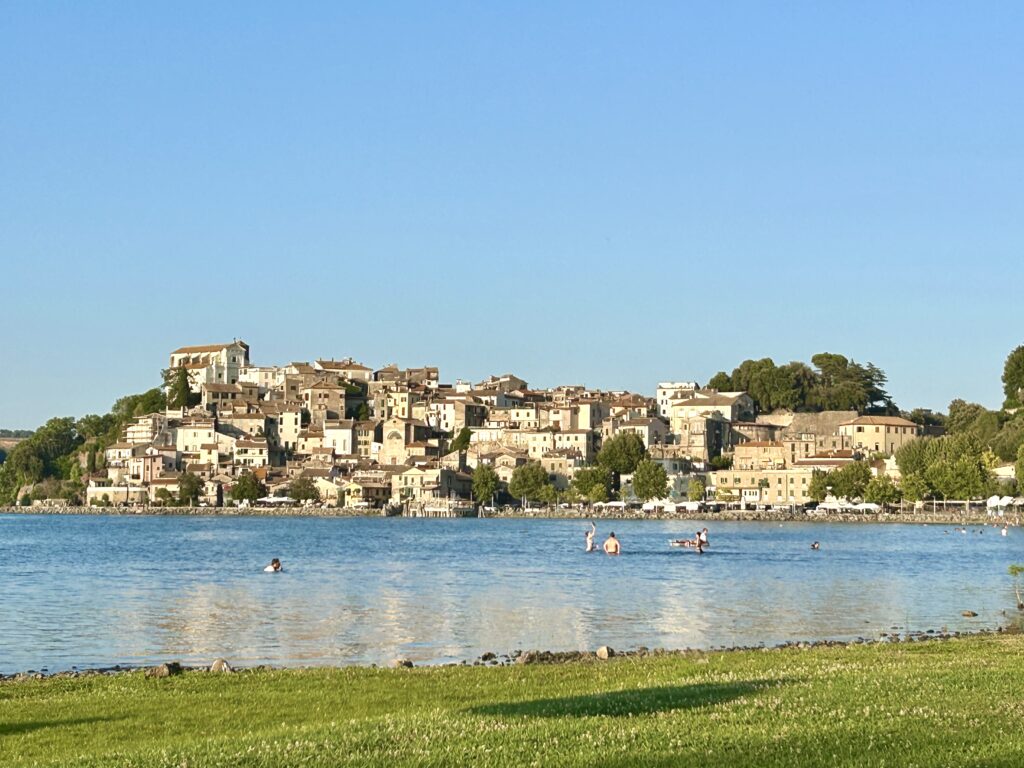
[3,635,1024,767]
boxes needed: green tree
[356,403,370,421]
[472,464,499,505]
[289,476,321,502]
[632,459,668,501]
[597,433,647,475]
[508,461,552,503]
[900,472,931,502]
[447,427,472,454]
[154,488,175,506]
[178,472,203,506]
[1016,444,1024,487]
[830,462,872,499]
[231,472,266,503]
[864,475,901,505]
[706,372,732,391]
[163,367,198,409]
[688,478,706,502]
[1002,345,1024,410]
[808,470,830,502]
[572,466,613,502]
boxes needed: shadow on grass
[469,680,779,718]
[0,716,121,737]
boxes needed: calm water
[1,514,1021,672]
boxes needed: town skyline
[0,337,1016,431]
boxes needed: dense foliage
[631,459,669,501]
[894,433,998,501]
[508,461,554,503]
[807,462,872,501]
[471,463,499,504]
[572,465,613,503]
[231,472,266,503]
[707,353,895,414]
[289,476,321,502]
[597,433,647,475]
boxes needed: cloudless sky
[2,2,1023,429]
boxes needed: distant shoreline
[1,504,1013,526]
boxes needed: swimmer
[264,558,283,573]
[603,532,621,556]
[811,542,820,550]
[585,521,597,552]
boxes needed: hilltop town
[46,339,966,513]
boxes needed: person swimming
[264,558,283,573]
[811,542,820,550]
[603,532,621,556]
[585,521,597,552]
[699,528,709,547]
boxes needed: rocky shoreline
[4,625,1018,683]
[1,504,1014,526]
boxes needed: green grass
[3,635,1024,767]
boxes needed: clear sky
[2,3,1022,429]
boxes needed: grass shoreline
[3,634,1024,767]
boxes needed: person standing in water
[264,558,283,572]
[585,521,597,552]
[603,532,621,556]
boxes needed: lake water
[1,514,1021,673]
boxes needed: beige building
[234,438,269,469]
[710,467,817,506]
[670,391,755,423]
[733,441,787,471]
[302,381,347,427]
[656,381,698,417]
[839,416,921,455]
[168,341,250,392]
[323,419,356,455]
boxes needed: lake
[1,514,1021,672]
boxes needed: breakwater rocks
[3,504,1013,526]
[9,627,1015,682]
[0,504,371,517]
[484,507,1009,526]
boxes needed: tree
[356,403,370,421]
[1017,444,1024,487]
[830,462,872,500]
[508,462,552,503]
[688,478,706,502]
[597,433,647,475]
[900,473,931,502]
[178,472,203,506]
[231,472,266,503]
[706,372,732,392]
[447,427,472,454]
[1003,345,1024,410]
[154,488,175,506]
[632,459,668,501]
[808,470,830,502]
[163,367,198,409]
[864,475,901,505]
[289,476,321,502]
[572,466,613,502]
[472,464,499,505]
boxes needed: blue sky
[2,2,1022,429]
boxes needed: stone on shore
[962,611,979,617]
[209,658,233,673]
[596,645,615,660]
[145,662,183,678]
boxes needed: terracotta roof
[172,342,243,354]
[841,416,919,428]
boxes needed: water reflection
[0,514,1021,671]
